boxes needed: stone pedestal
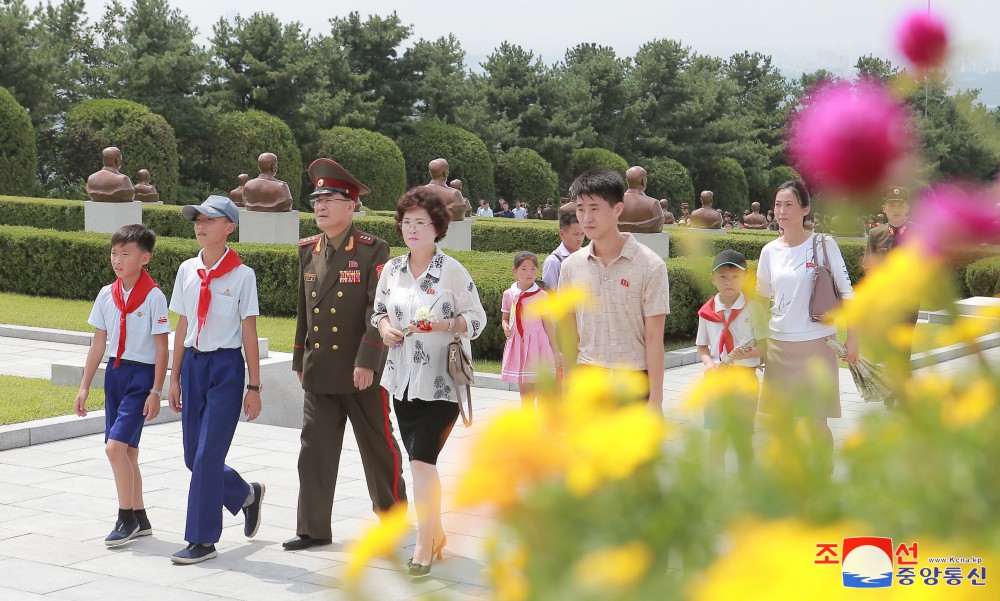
[140,201,164,206]
[238,209,300,244]
[84,201,143,234]
[686,227,729,235]
[632,231,670,259]
[440,218,472,251]
[353,211,366,217]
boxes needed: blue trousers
[180,347,250,544]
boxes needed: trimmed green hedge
[493,147,559,203]
[311,127,406,211]
[0,88,36,196]
[65,99,179,203]
[398,121,496,202]
[208,110,303,208]
[643,156,694,211]
[693,156,749,216]
[964,255,1000,297]
[570,148,628,181]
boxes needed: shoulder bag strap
[455,383,473,427]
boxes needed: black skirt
[393,388,460,465]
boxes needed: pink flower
[896,10,949,70]
[911,184,1000,256]
[788,82,915,194]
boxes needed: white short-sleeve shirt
[89,284,171,364]
[169,247,260,351]
[756,233,855,342]
[695,292,763,367]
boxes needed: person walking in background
[501,252,561,409]
[756,180,858,475]
[374,187,487,576]
[541,213,586,291]
[476,199,493,217]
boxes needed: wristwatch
[149,388,162,398]
[246,383,263,393]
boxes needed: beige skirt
[760,336,841,419]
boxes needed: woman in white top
[756,180,859,471]
[373,187,487,576]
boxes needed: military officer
[863,186,916,409]
[283,159,407,551]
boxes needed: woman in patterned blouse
[373,187,487,576]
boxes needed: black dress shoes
[282,534,332,550]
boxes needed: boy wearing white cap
[167,195,264,564]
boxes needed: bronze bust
[229,173,249,207]
[422,158,465,221]
[86,147,135,202]
[133,169,159,203]
[243,152,294,212]
[743,201,767,229]
[690,191,723,229]
[659,199,675,224]
[449,178,473,218]
[618,166,664,233]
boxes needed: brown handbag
[809,234,843,323]
[447,334,475,427]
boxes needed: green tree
[563,44,633,155]
[493,147,558,203]
[643,157,695,208]
[693,157,748,215]
[64,99,179,202]
[398,120,495,202]
[206,110,303,207]
[406,34,468,123]
[914,82,1000,180]
[311,126,406,211]
[0,87,36,195]
[570,148,629,181]
[855,54,899,83]
[476,42,547,149]
[0,0,59,126]
[764,165,801,211]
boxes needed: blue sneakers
[105,519,139,547]
[243,482,265,538]
[171,543,218,564]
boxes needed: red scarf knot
[513,287,542,338]
[110,270,158,367]
[195,249,243,347]
[697,298,743,359]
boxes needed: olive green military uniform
[292,225,406,539]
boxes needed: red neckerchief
[196,249,242,346]
[697,296,743,358]
[513,286,543,337]
[110,270,158,367]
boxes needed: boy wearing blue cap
[167,195,264,564]
[696,250,766,475]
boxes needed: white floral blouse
[372,247,487,402]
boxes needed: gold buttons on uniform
[330,308,336,314]
[337,291,343,298]
[332,345,339,350]
[311,291,317,298]
[313,308,319,314]
[313,343,320,349]
[332,327,338,333]
[313,326,318,332]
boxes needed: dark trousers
[296,386,407,539]
[180,347,251,544]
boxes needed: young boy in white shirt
[166,195,264,564]
[75,224,170,547]
[696,250,766,475]
[541,212,585,291]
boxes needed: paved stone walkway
[0,330,996,600]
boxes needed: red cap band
[315,178,359,201]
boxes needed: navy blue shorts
[104,360,155,448]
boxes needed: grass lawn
[0,376,104,426]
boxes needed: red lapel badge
[620,279,630,287]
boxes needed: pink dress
[501,283,556,383]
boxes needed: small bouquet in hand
[718,338,761,369]
[403,297,441,336]
[826,338,892,403]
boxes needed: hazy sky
[33,0,1000,71]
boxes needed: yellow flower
[524,283,590,321]
[454,409,562,510]
[564,405,666,496]
[941,379,997,429]
[937,316,1000,347]
[491,544,529,601]
[563,365,649,416]
[573,541,653,590]
[345,503,409,583]
[683,366,760,413]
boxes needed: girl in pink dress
[501,252,561,408]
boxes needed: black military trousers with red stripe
[296,386,407,538]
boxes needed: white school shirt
[88,284,171,364]
[695,292,762,367]
[476,206,493,217]
[756,233,855,342]
[169,247,260,351]
[541,242,572,291]
[372,247,488,403]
